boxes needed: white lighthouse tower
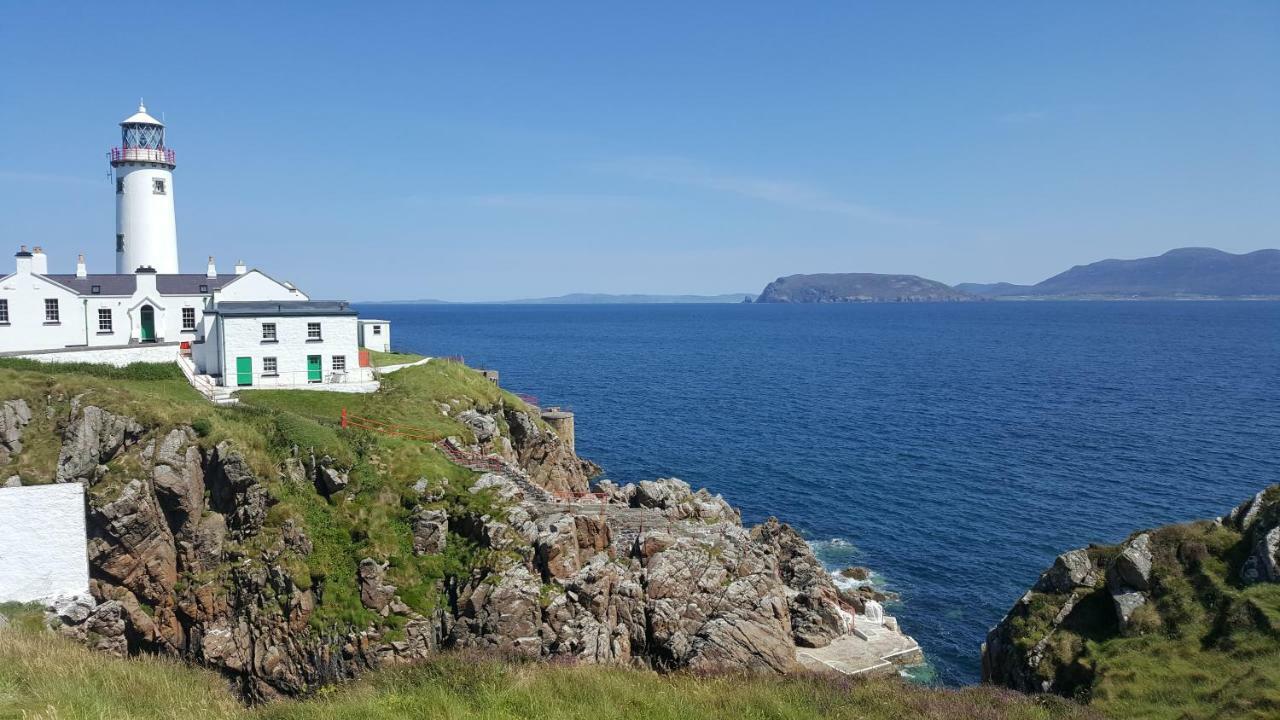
[112,101,179,274]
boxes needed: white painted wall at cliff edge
[0,483,90,603]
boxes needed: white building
[0,103,388,394]
[358,319,391,353]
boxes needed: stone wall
[0,483,90,603]
[13,343,179,367]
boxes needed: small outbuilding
[358,318,392,353]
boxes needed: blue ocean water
[356,302,1280,685]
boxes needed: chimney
[14,245,32,274]
[76,254,87,279]
[31,246,48,274]
[234,260,247,275]
[135,265,157,296]
[206,256,217,278]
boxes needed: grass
[365,349,426,368]
[0,627,1097,720]
[1012,513,1280,719]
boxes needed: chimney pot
[76,254,87,279]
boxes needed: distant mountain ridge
[754,273,976,303]
[962,247,1280,299]
[366,293,753,305]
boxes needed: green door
[140,306,156,342]
[307,355,322,383]
[236,357,253,386]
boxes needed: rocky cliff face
[982,485,1280,701]
[10,392,869,701]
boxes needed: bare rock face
[0,398,31,463]
[412,507,448,555]
[1035,549,1097,593]
[457,409,499,444]
[450,565,544,657]
[752,518,848,648]
[358,559,397,614]
[56,405,143,483]
[502,408,594,494]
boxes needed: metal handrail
[110,147,176,164]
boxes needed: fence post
[341,408,347,429]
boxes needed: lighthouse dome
[121,101,163,127]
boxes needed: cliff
[982,486,1280,718]
[0,359,904,701]
[755,273,977,303]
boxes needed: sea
[355,301,1280,685]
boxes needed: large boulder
[0,398,31,462]
[1109,534,1153,592]
[411,507,448,555]
[457,410,499,444]
[1035,549,1098,593]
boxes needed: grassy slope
[365,349,426,367]
[0,626,1095,720]
[0,358,535,629]
[1013,512,1280,720]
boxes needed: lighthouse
[112,101,179,274]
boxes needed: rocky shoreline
[2,386,918,701]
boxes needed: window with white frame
[0,299,8,324]
[263,357,278,376]
[307,322,322,340]
[44,298,59,323]
[372,325,382,335]
[262,323,277,341]
[182,307,196,331]
[331,355,346,372]
[98,308,113,333]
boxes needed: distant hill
[754,273,977,303]
[962,248,1280,299]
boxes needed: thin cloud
[604,156,927,226]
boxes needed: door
[140,305,156,342]
[236,357,253,387]
[307,355,322,383]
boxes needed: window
[98,308,113,333]
[198,284,209,293]
[307,322,322,340]
[152,178,166,195]
[44,298,59,323]
[261,323,277,342]
[331,355,346,372]
[116,234,125,253]
[262,357,278,376]
[0,299,8,324]
[182,307,196,331]
[372,325,382,335]
[91,285,101,295]
[116,178,123,194]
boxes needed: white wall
[215,270,308,302]
[0,484,90,603]
[219,314,361,387]
[116,164,179,274]
[16,343,178,366]
[358,320,391,353]
[0,271,87,353]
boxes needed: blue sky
[1,2,1276,300]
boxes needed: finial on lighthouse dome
[121,100,163,127]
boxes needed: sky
[1,2,1277,301]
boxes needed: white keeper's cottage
[0,103,387,398]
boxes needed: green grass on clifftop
[0,626,1096,720]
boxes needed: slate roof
[210,301,356,317]
[41,274,236,297]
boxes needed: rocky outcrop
[16,398,883,701]
[0,398,31,463]
[983,485,1280,701]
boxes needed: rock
[1242,526,1280,584]
[1112,589,1147,628]
[752,518,847,648]
[0,398,31,462]
[87,478,178,605]
[318,466,349,495]
[457,410,499,444]
[1109,534,1153,592]
[1225,490,1268,531]
[358,559,396,614]
[502,408,593,494]
[207,443,267,539]
[51,592,97,624]
[535,516,583,580]
[411,507,448,555]
[2,475,20,487]
[470,472,523,503]
[84,600,128,656]
[56,406,143,483]
[1035,549,1097,593]
[840,566,870,581]
[450,564,543,656]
